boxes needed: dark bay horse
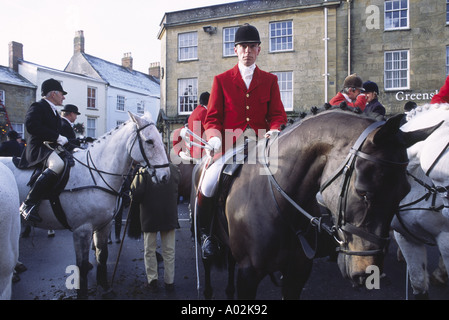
[192,109,440,299]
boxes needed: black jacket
[60,117,80,151]
[0,140,23,157]
[18,99,61,168]
[130,164,180,233]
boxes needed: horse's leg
[431,232,449,286]
[225,252,236,299]
[394,231,429,299]
[280,253,313,300]
[202,258,213,299]
[93,222,116,299]
[73,224,93,299]
[236,265,262,300]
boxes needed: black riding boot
[20,168,59,223]
[196,192,219,260]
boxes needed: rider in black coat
[0,130,23,157]
[60,104,81,151]
[18,78,69,223]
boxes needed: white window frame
[178,32,198,61]
[87,86,96,109]
[86,117,97,138]
[446,0,449,25]
[116,95,125,111]
[384,0,409,30]
[384,50,410,90]
[223,27,238,57]
[269,21,293,53]
[137,101,144,115]
[272,71,293,112]
[178,78,198,115]
[11,122,24,139]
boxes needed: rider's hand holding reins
[206,136,221,157]
[57,135,68,146]
[265,129,280,139]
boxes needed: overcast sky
[1,0,241,73]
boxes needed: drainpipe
[347,0,352,75]
[323,1,329,102]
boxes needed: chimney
[9,41,23,72]
[74,30,85,54]
[149,62,160,79]
[122,52,133,70]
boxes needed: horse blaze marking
[365,265,380,289]
[65,265,80,289]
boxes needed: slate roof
[82,53,160,98]
[0,65,36,88]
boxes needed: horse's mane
[85,112,155,149]
[405,102,449,122]
[279,103,382,135]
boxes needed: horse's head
[128,112,170,184]
[321,114,442,286]
[402,103,449,213]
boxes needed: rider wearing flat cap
[197,24,287,259]
[329,73,367,110]
[18,78,69,223]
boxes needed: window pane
[178,78,198,114]
[272,71,293,111]
[384,50,409,89]
[269,21,293,52]
[178,32,198,61]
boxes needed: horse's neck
[81,126,132,184]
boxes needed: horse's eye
[146,139,154,145]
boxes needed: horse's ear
[372,114,404,145]
[399,120,444,148]
[128,111,147,128]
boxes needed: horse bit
[264,121,409,258]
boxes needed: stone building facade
[158,0,449,137]
[158,0,341,136]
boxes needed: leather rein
[66,122,169,196]
[263,121,409,257]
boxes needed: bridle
[128,122,170,178]
[70,122,169,195]
[264,121,409,258]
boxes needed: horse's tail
[127,200,142,239]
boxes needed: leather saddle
[13,147,75,230]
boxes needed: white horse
[0,112,170,299]
[392,103,449,299]
[0,162,20,300]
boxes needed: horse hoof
[102,289,116,299]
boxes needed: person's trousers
[143,229,176,284]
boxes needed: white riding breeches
[46,151,65,175]
[200,128,256,197]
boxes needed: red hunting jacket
[188,104,207,159]
[204,64,287,152]
[431,75,449,104]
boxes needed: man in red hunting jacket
[196,23,287,259]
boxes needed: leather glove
[265,129,280,138]
[206,136,221,156]
[57,135,68,146]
